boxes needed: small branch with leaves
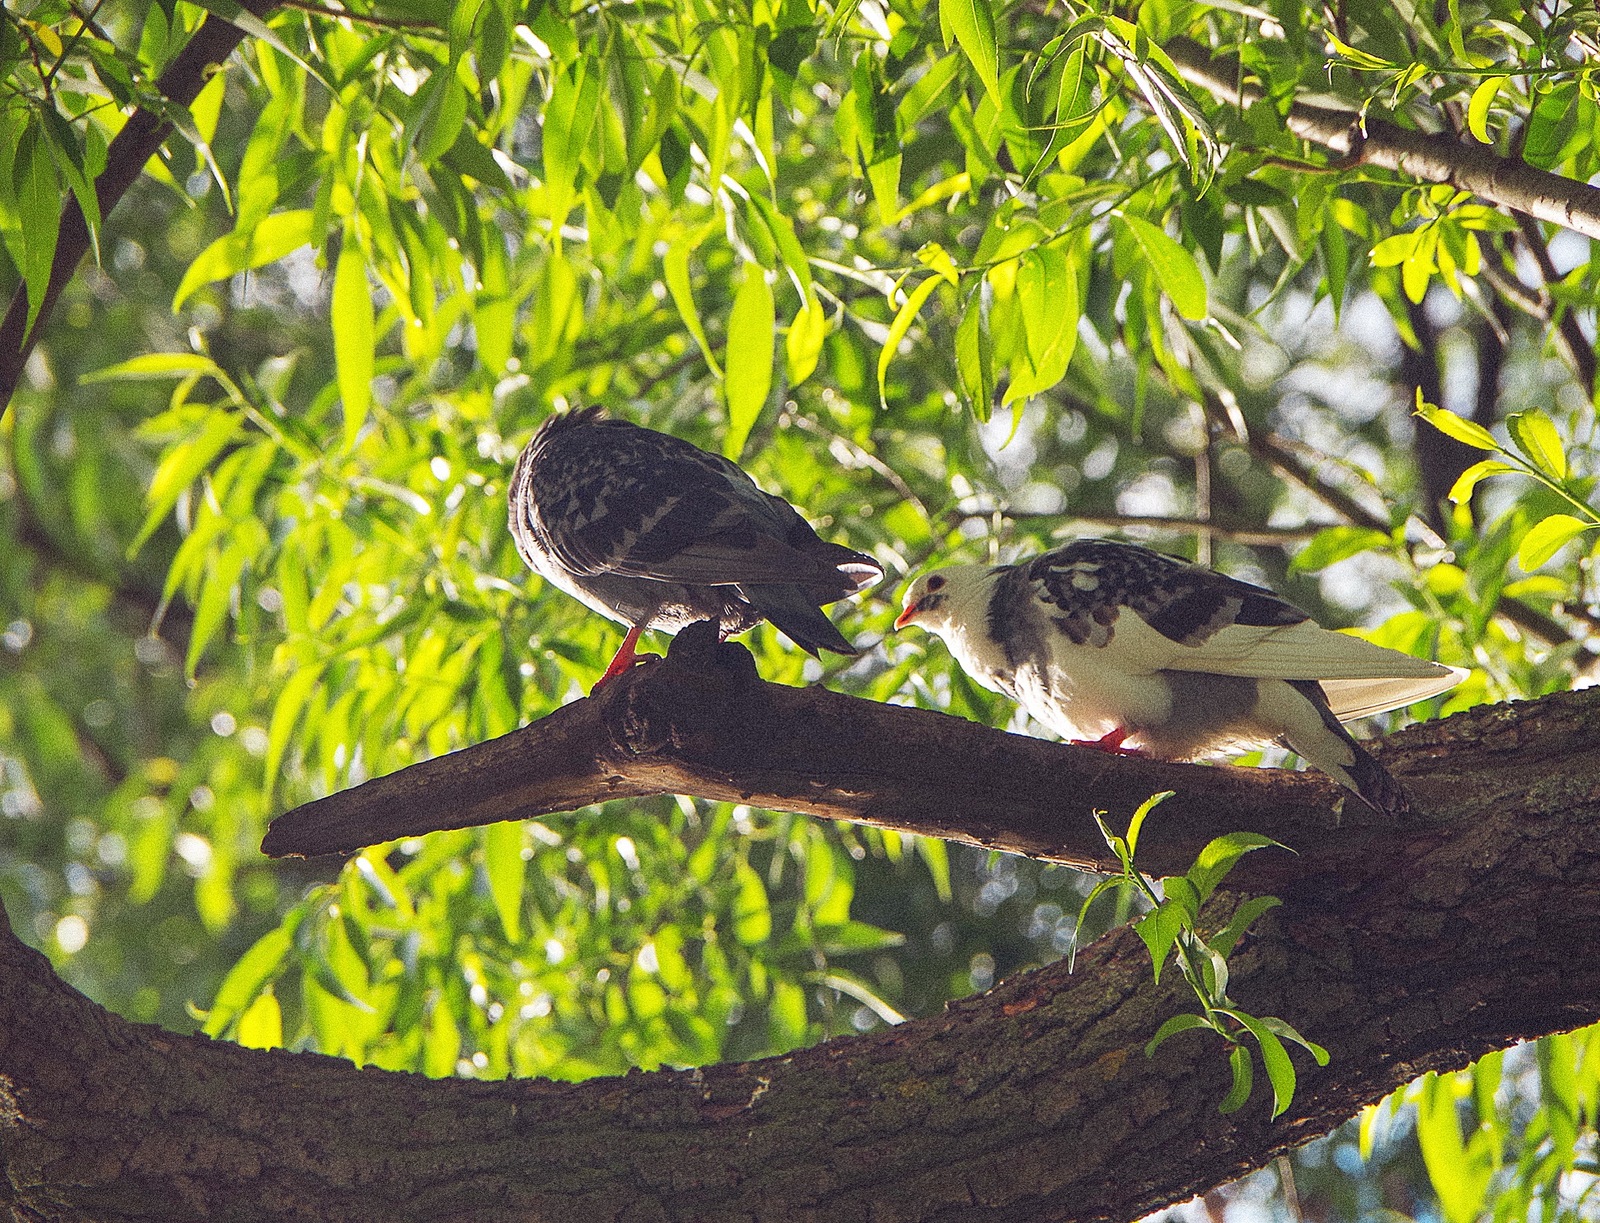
[1078,792,1329,1119]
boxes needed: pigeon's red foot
[1069,727,1146,756]
[592,626,651,691]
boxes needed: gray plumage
[897,540,1466,816]
[508,407,881,670]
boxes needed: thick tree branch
[10,638,1600,1220]
[264,624,1397,874]
[1165,39,1600,241]
[0,2,279,417]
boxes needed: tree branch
[0,1,280,417]
[1165,38,1600,242]
[10,634,1600,1220]
[263,623,1386,874]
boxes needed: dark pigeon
[509,407,882,683]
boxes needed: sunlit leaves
[172,209,316,311]
[541,56,602,231]
[878,274,944,409]
[1416,1071,1497,1223]
[724,266,776,459]
[1517,514,1592,571]
[1006,240,1080,404]
[1116,213,1207,320]
[332,222,375,450]
[1506,411,1566,481]
[10,124,59,335]
[939,0,1001,106]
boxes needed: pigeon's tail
[746,585,859,656]
[1341,739,1411,818]
[1285,680,1410,817]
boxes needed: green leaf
[940,0,1001,104]
[1517,514,1592,571]
[1415,396,1499,450]
[1187,832,1284,904]
[1417,1073,1494,1223]
[1223,1008,1299,1118]
[1506,410,1567,479]
[1219,1043,1254,1114]
[236,991,283,1050]
[955,281,995,419]
[1117,213,1207,320]
[865,152,903,225]
[13,124,59,336]
[186,532,253,677]
[1447,459,1516,504]
[877,274,943,409]
[202,909,303,1037]
[1208,895,1281,960]
[1006,242,1080,404]
[484,820,525,943]
[1467,76,1504,144]
[1369,232,1419,267]
[541,56,602,227]
[1123,789,1173,858]
[724,266,775,460]
[131,410,242,554]
[733,859,772,945]
[332,224,375,451]
[1161,875,1200,924]
[1069,875,1129,970]
[82,352,228,383]
[663,235,723,379]
[744,192,813,300]
[1145,1011,1213,1057]
[1290,526,1391,573]
[264,664,326,796]
[173,209,317,311]
[1135,898,1187,984]
[785,293,828,387]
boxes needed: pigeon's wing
[1320,669,1471,720]
[530,425,840,587]
[1031,540,1460,683]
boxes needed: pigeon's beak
[893,601,920,631]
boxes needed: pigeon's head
[895,565,993,633]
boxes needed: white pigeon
[509,406,882,684]
[895,540,1467,815]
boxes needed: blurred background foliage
[2,0,1599,1219]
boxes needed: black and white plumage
[895,540,1467,815]
[509,407,882,682]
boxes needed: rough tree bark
[6,629,1600,1222]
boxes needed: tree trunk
[6,637,1600,1221]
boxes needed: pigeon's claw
[1069,727,1145,755]
[593,625,650,691]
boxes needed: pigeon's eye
[927,575,946,593]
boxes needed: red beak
[894,601,920,630]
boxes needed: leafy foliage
[4,0,1600,1217]
[1077,792,1326,1119]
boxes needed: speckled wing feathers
[508,407,880,658]
[1019,540,1452,684]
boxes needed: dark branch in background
[1509,212,1599,395]
[1197,392,1600,658]
[13,632,1599,1221]
[0,1,281,418]
[1166,38,1600,242]
[1401,296,1471,536]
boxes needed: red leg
[593,625,647,690]
[1068,727,1145,756]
